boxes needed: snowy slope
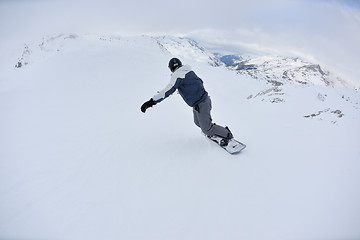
[1,34,360,240]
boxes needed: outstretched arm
[141,76,181,113]
[152,75,181,104]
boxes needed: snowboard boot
[220,127,233,147]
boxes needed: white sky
[1,0,359,86]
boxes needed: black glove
[141,98,156,113]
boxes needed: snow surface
[1,34,360,240]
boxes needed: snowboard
[208,135,246,154]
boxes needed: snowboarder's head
[168,58,182,72]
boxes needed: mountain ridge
[153,36,355,88]
[12,33,356,89]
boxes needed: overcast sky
[0,0,359,85]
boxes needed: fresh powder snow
[1,34,360,240]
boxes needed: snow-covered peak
[154,35,223,67]
[218,54,354,88]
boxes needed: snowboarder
[141,58,234,146]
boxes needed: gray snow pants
[193,96,230,138]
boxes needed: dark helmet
[168,58,182,72]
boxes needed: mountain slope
[0,34,360,240]
[154,35,223,67]
[218,54,353,88]
[152,37,356,88]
